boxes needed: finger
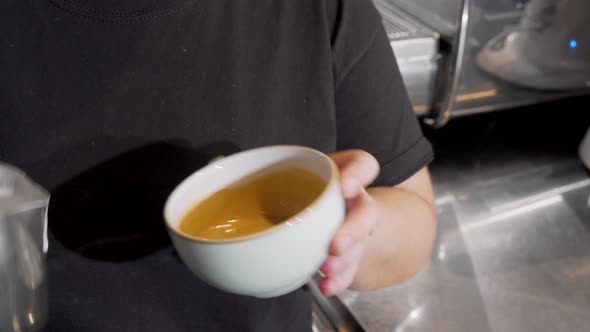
[320,262,359,296]
[321,243,365,277]
[329,150,380,198]
[330,191,380,256]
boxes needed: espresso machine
[0,163,49,332]
[369,0,590,127]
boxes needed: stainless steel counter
[341,160,590,331]
[312,107,590,331]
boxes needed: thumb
[329,150,380,199]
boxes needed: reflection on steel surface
[455,89,497,102]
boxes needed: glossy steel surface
[313,105,590,331]
[0,163,49,332]
[374,0,440,115]
[385,0,461,39]
[424,0,470,127]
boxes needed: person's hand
[320,150,381,296]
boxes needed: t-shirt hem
[375,137,434,187]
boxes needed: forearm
[349,186,437,291]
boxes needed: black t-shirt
[0,0,433,331]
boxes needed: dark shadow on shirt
[48,140,241,262]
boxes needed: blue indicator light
[569,39,578,49]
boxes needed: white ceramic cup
[164,145,345,298]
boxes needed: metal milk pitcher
[0,162,49,332]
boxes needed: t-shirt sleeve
[329,0,434,187]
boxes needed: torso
[0,1,344,331]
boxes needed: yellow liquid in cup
[179,168,326,240]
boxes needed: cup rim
[163,145,340,244]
